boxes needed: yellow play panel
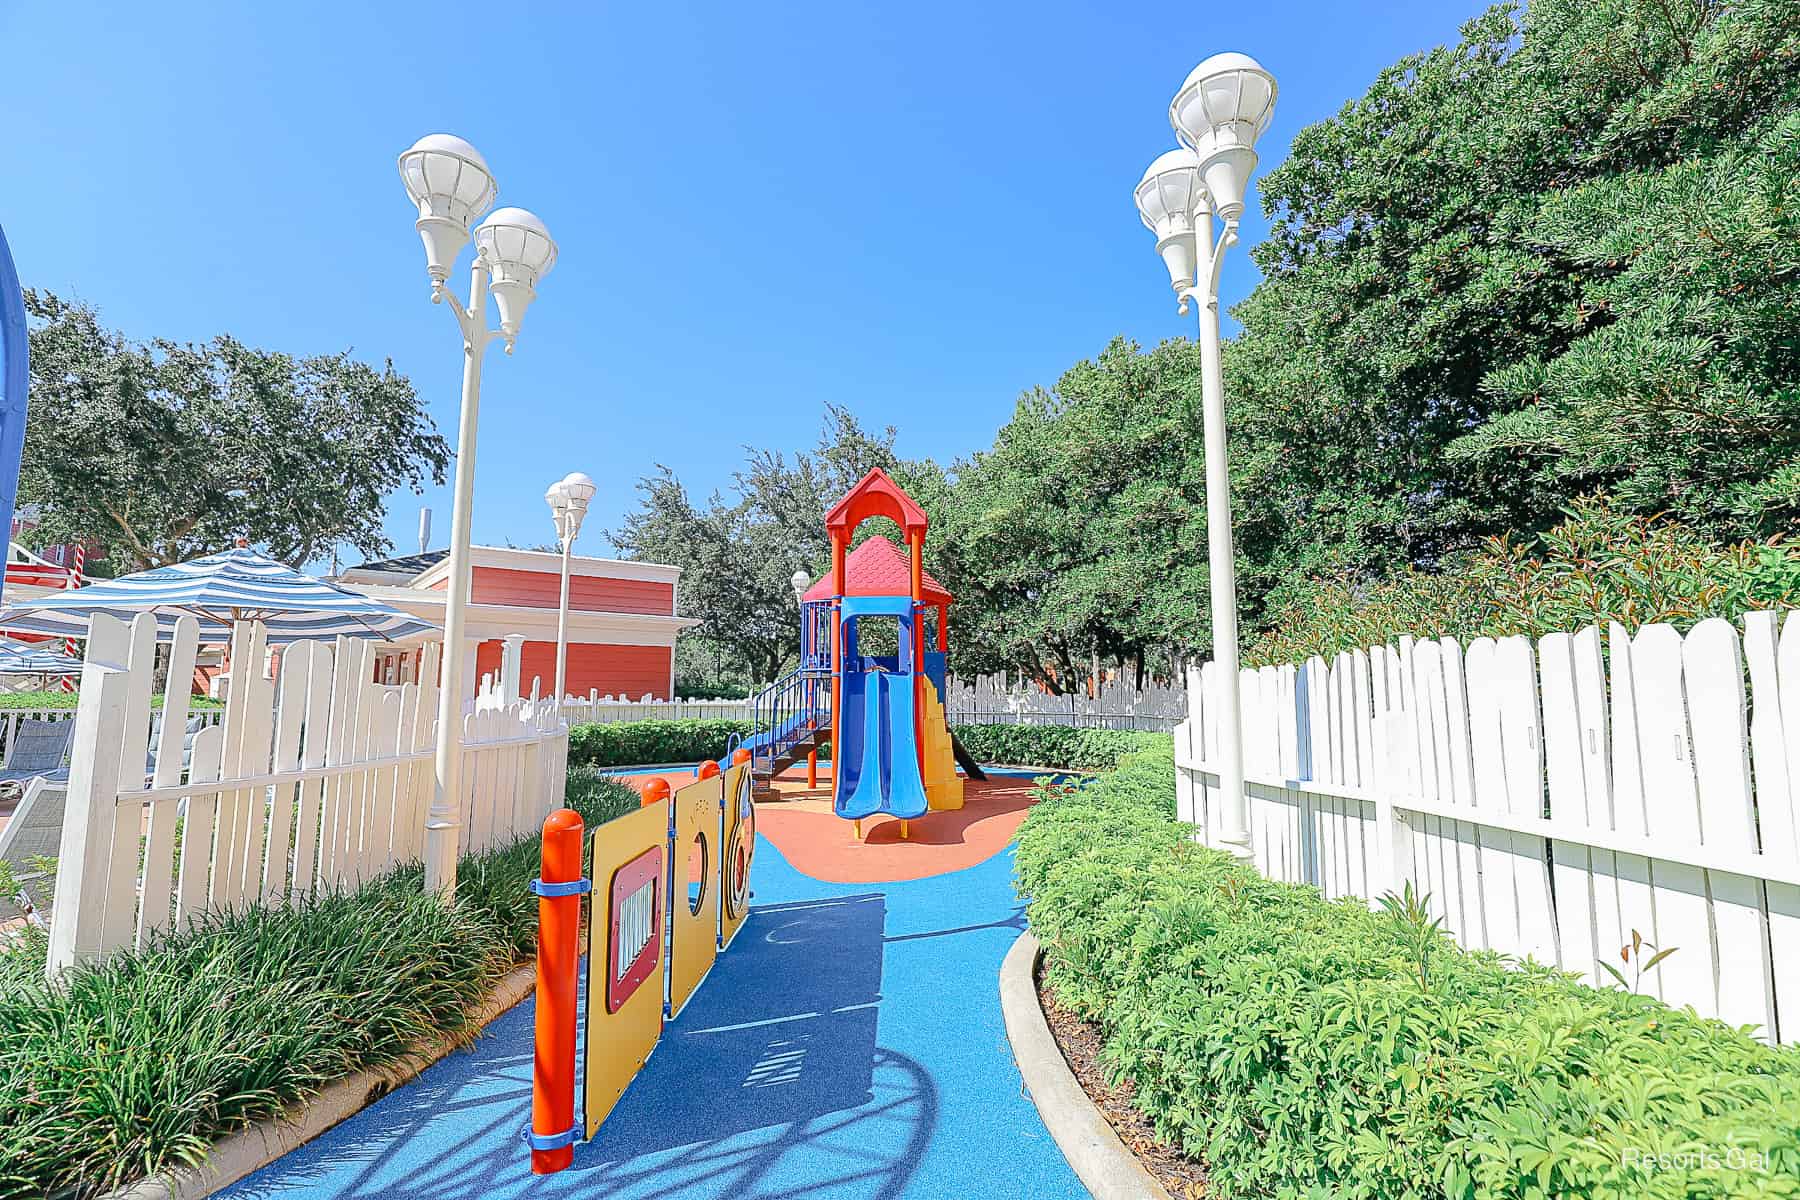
[583,798,668,1137]
[718,762,756,950]
[668,772,720,1018]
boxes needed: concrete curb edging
[999,930,1173,1200]
[101,963,539,1200]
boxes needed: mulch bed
[1036,968,1211,1199]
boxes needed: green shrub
[567,719,752,768]
[1016,742,1800,1198]
[0,773,638,1198]
[950,724,1164,773]
[0,689,225,711]
[1249,499,1800,667]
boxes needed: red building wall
[451,566,674,615]
[474,639,673,700]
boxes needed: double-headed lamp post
[399,133,559,896]
[1134,53,1276,864]
[546,472,598,703]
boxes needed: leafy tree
[932,338,1209,690]
[20,291,449,570]
[613,405,943,685]
[1228,0,1800,601]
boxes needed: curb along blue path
[220,835,1090,1199]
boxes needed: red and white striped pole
[60,542,84,692]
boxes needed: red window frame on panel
[607,846,663,1014]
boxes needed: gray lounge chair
[0,718,74,789]
[0,778,67,924]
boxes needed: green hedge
[949,724,1164,773]
[565,717,1162,774]
[1015,742,1800,1198]
[0,690,225,711]
[0,772,639,1198]
[567,719,752,768]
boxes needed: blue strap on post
[530,877,592,898]
[522,1124,579,1152]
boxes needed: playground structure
[528,472,983,1171]
[528,756,757,1172]
[740,468,979,836]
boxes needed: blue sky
[1,1,1472,566]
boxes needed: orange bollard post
[641,777,670,809]
[529,808,586,1174]
[807,749,817,789]
[697,759,720,780]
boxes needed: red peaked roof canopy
[824,467,929,536]
[802,535,952,605]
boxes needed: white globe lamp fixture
[791,568,811,607]
[399,132,560,899]
[1134,148,1206,313]
[397,134,498,288]
[475,207,558,352]
[1169,52,1277,221]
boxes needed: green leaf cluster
[20,291,450,571]
[567,718,753,768]
[946,724,1163,773]
[1232,0,1800,596]
[1017,741,1800,1198]
[1248,497,1800,664]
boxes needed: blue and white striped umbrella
[0,545,440,644]
[0,640,83,676]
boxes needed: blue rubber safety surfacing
[218,832,1090,1199]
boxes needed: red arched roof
[824,467,929,537]
[802,535,951,605]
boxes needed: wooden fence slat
[260,646,310,904]
[1543,631,1599,984]
[232,637,277,905]
[1436,637,1484,949]
[138,616,201,946]
[1497,635,1558,965]
[46,615,133,972]
[1571,625,1625,988]
[1633,623,1714,1015]
[173,725,226,929]
[322,636,363,888]
[98,615,160,951]
[291,642,335,899]
[1750,611,1800,1042]
[210,621,258,909]
[1684,618,1774,1036]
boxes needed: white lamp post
[791,568,810,609]
[546,471,597,704]
[399,133,558,897]
[1137,53,1276,864]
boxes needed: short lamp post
[399,133,559,897]
[546,471,597,704]
[1134,54,1276,864]
[791,567,812,706]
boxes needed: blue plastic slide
[833,669,929,821]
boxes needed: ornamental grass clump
[0,774,638,1200]
[1015,742,1800,1198]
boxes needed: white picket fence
[560,692,752,726]
[47,614,568,976]
[945,672,1187,731]
[1174,612,1800,1043]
